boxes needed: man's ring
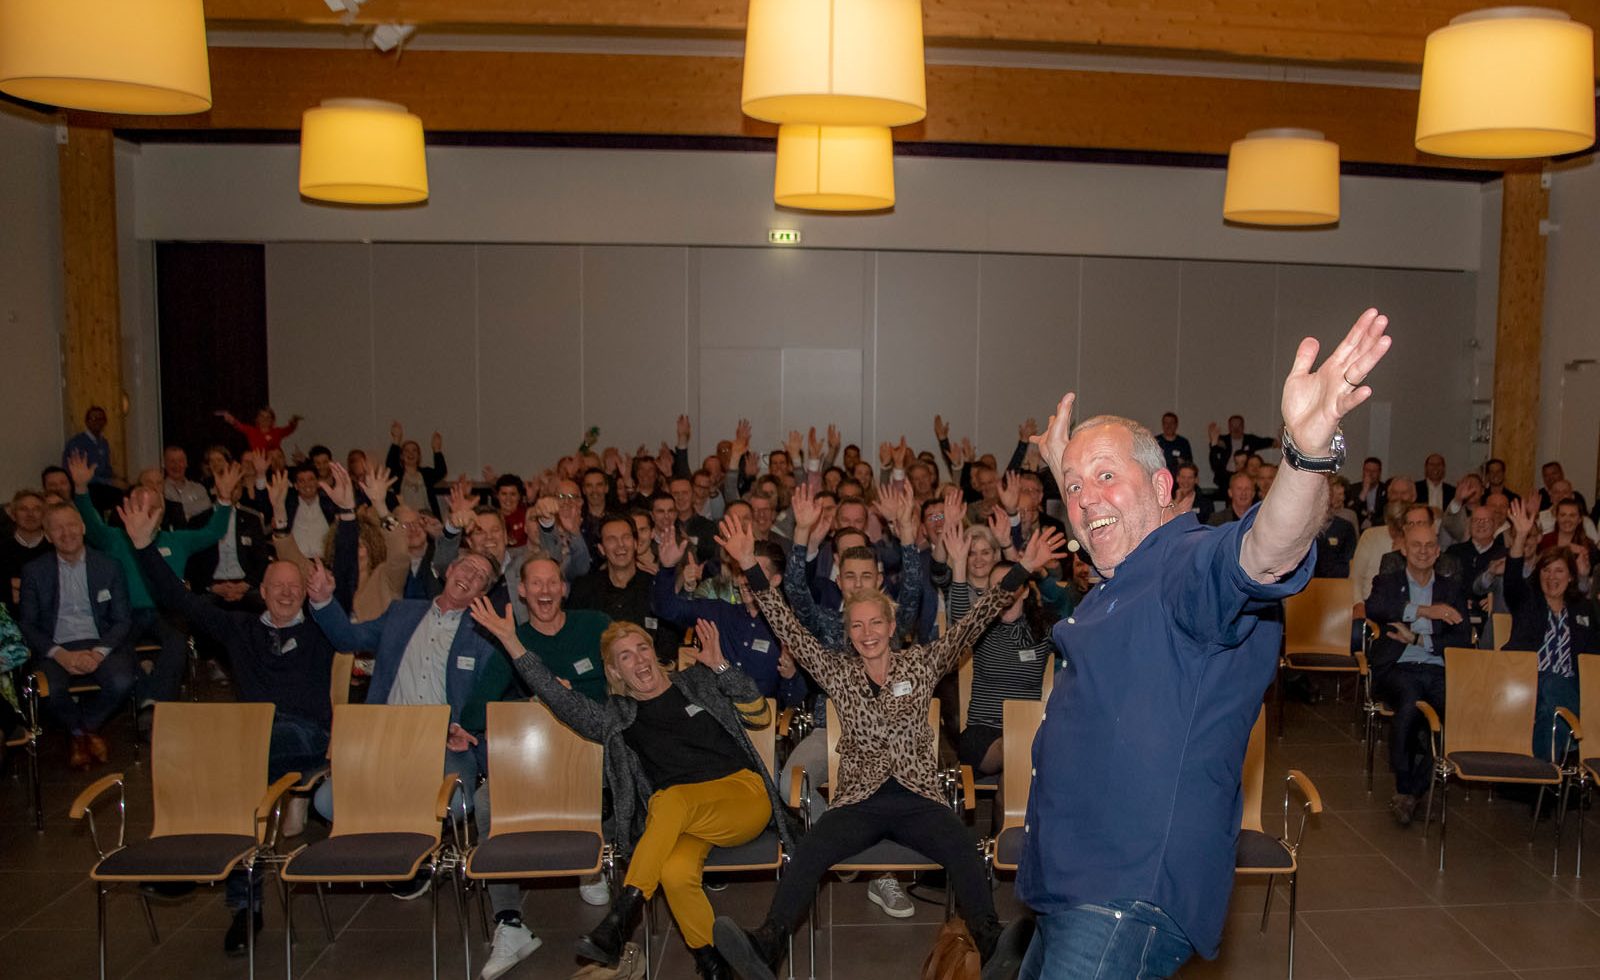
[1342,371,1360,388]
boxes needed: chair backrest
[1041,659,1056,700]
[1284,578,1354,656]
[1442,647,1539,757]
[748,698,778,777]
[330,652,354,707]
[1581,654,1600,741]
[328,703,450,838]
[826,698,939,797]
[1492,612,1513,652]
[999,699,1045,831]
[1240,707,1267,834]
[150,702,275,840]
[957,649,972,728]
[485,700,603,837]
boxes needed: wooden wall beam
[57,125,126,479]
[1491,170,1549,493]
[79,47,1509,171]
[202,0,1600,69]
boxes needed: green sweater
[458,610,612,732]
[75,493,231,610]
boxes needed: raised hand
[430,431,443,454]
[878,442,894,468]
[826,424,840,454]
[871,482,904,524]
[785,430,804,461]
[677,414,693,447]
[1577,546,1592,580]
[321,462,356,510]
[602,447,622,475]
[66,450,95,493]
[934,414,950,441]
[947,440,967,467]
[893,437,911,469]
[682,551,704,592]
[657,443,675,472]
[807,427,823,461]
[1029,393,1076,492]
[362,465,396,515]
[1018,527,1069,574]
[1207,421,1220,445]
[267,470,291,513]
[942,486,966,529]
[732,419,752,459]
[1019,418,1039,443]
[1280,308,1392,455]
[986,505,1012,550]
[791,483,820,533]
[960,437,976,463]
[1507,496,1536,551]
[777,645,797,679]
[943,520,971,569]
[481,465,498,485]
[534,495,559,524]
[244,449,270,479]
[447,477,478,532]
[306,559,335,605]
[390,419,404,444]
[691,619,729,670]
[468,597,519,646]
[117,500,160,550]
[892,481,918,538]
[998,471,1021,514]
[714,513,757,570]
[658,526,688,567]
[213,461,243,504]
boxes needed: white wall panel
[1175,261,1279,465]
[782,349,864,449]
[1372,268,1476,478]
[1077,257,1180,432]
[1275,265,1378,466]
[975,254,1081,457]
[874,252,981,451]
[698,247,868,351]
[580,247,691,454]
[698,348,783,458]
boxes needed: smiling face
[1227,472,1255,512]
[12,493,44,534]
[519,557,566,627]
[1161,413,1178,439]
[966,528,999,581]
[845,594,894,661]
[1402,524,1440,577]
[670,478,694,518]
[259,560,306,625]
[838,555,881,595]
[1540,555,1574,601]
[401,441,421,469]
[600,517,637,571]
[395,505,427,550]
[467,512,507,563]
[162,447,187,481]
[836,501,868,533]
[439,552,495,610]
[750,495,776,535]
[582,471,609,510]
[496,485,523,515]
[1556,501,1582,536]
[605,625,668,699]
[1468,505,1496,545]
[1424,454,1446,483]
[44,506,85,560]
[1060,421,1172,576]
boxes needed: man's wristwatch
[1280,425,1346,474]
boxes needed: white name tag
[890,680,913,697]
[157,547,172,558]
[644,616,658,630]
[573,657,594,675]
[455,656,476,671]
[240,536,253,546]
[1580,615,1592,628]
[685,704,705,717]
[281,638,298,654]
[1328,537,1339,547]
[751,638,771,653]
[1019,649,1037,663]
[96,588,111,602]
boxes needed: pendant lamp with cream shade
[1222,129,1341,226]
[774,124,895,211]
[299,99,429,205]
[742,0,926,126]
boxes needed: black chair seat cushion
[1235,830,1294,872]
[1449,751,1560,782]
[95,834,257,881]
[994,827,1025,868]
[284,832,437,881]
[834,838,934,869]
[467,831,603,877]
[1285,651,1356,669]
[705,829,780,870]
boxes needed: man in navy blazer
[304,547,501,831]
[18,502,134,768]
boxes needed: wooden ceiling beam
[70,47,1509,171]
[202,0,1600,68]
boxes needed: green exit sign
[768,229,802,245]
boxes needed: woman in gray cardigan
[470,600,794,980]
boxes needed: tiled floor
[4,695,1600,979]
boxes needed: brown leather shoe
[85,733,109,764]
[68,735,92,771]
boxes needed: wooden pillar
[58,124,127,479]
[1491,170,1548,495]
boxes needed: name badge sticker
[645,616,659,630]
[573,657,594,675]
[281,638,299,654]
[1019,649,1037,663]
[1328,537,1339,547]
[157,547,172,558]
[240,536,253,546]
[96,588,111,602]
[890,680,913,697]
[1580,615,1592,628]
[456,656,476,671]
[751,639,771,653]
[685,704,705,717]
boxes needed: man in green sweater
[67,452,236,717]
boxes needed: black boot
[713,916,788,980]
[691,944,733,979]
[575,884,645,967]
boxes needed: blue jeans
[1020,901,1194,980]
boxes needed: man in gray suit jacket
[19,503,133,768]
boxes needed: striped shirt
[948,581,1048,728]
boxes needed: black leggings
[768,779,996,933]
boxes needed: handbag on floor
[921,918,980,980]
[568,942,645,980]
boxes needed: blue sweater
[650,567,807,708]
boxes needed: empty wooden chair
[1492,612,1514,652]
[68,702,295,980]
[281,704,464,980]
[987,699,1045,876]
[1277,578,1361,733]
[1417,648,1567,874]
[1235,708,1323,980]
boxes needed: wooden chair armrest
[256,772,301,846]
[1556,707,1584,744]
[32,669,49,699]
[960,765,975,812]
[776,707,794,739]
[1286,769,1324,814]
[788,767,807,812]
[1417,701,1442,733]
[70,773,124,820]
[435,774,462,821]
[1354,650,1370,676]
[294,764,330,793]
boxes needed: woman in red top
[217,406,301,453]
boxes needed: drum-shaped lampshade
[299,99,429,205]
[0,0,211,114]
[1415,7,1595,158]
[774,125,895,211]
[742,0,925,126]
[1222,129,1341,226]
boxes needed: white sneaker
[866,875,914,918]
[578,873,612,907]
[480,921,541,980]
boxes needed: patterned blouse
[748,562,1031,807]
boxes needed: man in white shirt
[1420,453,1454,512]
[161,445,213,526]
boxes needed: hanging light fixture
[1222,129,1341,226]
[299,99,429,205]
[774,124,895,211]
[1415,7,1594,158]
[0,0,211,114]
[742,0,926,126]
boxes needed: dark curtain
[155,242,268,469]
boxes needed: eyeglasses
[556,493,579,501]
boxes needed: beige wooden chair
[1276,578,1361,733]
[1235,708,1323,980]
[68,702,295,980]
[281,704,465,980]
[1417,648,1567,874]
[1492,612,1514,651]
[1562,653,1600,876]
[986,699,1045,876]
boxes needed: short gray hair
[1071,415,1166,479]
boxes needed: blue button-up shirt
[53,554,101,647]
[1018,506,1313,958]
[1397,572,1440,666]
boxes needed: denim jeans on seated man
[1018,900,1194,980]
[223,709,333,912]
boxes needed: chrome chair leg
[97,883,108,980]
[140,893,161,944]
[246,864,257,980]
[1286,871,1299,980]
[1258,875,1274,932]
[315,883,335,942]
[284,881,296,980]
